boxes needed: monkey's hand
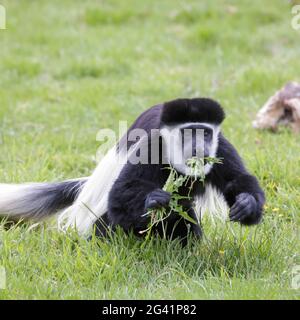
[229,193,257,223]
[145,189,171,210]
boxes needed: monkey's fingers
[229,194,257,222]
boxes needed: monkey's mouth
[188,156,208,164]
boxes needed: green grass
[0,0,299,299]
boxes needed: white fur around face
[160,122,220,176]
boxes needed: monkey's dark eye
[204,129,212,138]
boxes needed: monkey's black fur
[96,98,265,243]
[162,98,225,125]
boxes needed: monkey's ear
[161,98,225,125]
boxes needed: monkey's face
[160,123,220,176]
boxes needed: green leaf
[178,210,198,225]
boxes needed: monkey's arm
[107,163,170,233]
[212,135,265,225]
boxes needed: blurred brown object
[253,82,300,133]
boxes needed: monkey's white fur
[160,122,220,176]
[195,184,228,223]
[57,146,126,235]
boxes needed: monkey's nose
[191,147,206,158]
[204,145,210,158]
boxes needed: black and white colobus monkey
[0,98,265,242]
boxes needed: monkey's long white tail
[0,179,86,220]
[57,146,126,236]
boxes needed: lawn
[0,0,299,299]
